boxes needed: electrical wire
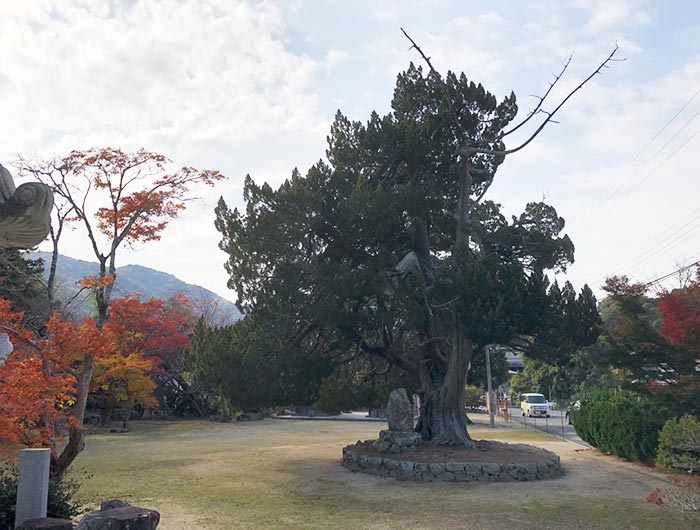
[567,86,700,226]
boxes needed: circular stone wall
[342,440,562,482]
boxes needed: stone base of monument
[16,518,73,530]
[342,439,563,482]
[372,430,422,453]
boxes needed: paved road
[507,407,591,448]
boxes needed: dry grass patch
[69,416,699,530]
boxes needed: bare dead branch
[471,44,623,157]
[499,53,573,139]
[401,29,622,161]
[401,28,462,135]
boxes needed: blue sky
[1,0,699,302]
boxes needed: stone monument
[372,388,421,453]
[14,449,51,528]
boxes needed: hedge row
[657,415,700,474]
[570,390,668,462]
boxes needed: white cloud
[372,1,400,22]
[325,48,350,72]
[0,0,327,301]
[569,0,653,32]
[1,0,698,304]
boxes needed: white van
[520,393,550,418]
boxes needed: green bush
[464,385,484,410]
[657,415,700,474]
[0,464,83,530]
[571,390,668,462]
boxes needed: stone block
[76,506,160,530]
[15,448,51,528]
[16,518,72,530]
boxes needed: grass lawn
[68,415,698,530]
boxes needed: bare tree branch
[499,53,573,139]
[401,29,622,160]
[470,45,623,157]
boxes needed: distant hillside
[30,252,242,324]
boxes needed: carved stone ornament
[0,164,53,248]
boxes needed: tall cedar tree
[17,148,223,474]
[216,58,604,446]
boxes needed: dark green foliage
[571,391,669,462]
[215,62,601,442]
[185,315,333,413]
[0,464,82,529]
[0,249,49,332]
[467,346,508,388]
[657,415,700,473]
[315,363,418,413]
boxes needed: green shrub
[464,385,484,410]
[657,415,700,474]
[0,464,83,530]
[571,390,669,462]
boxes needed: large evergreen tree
[216,51,609,445]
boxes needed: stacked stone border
[342,442,563,482]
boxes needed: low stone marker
[15,448,51,528]
[76,499,160,530]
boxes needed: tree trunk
[416,332,474,446]
[409,214,474,446]
[52,355,94,477]
[122,400,134,430]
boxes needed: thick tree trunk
[409,214,474,446]
[416,335,474,447]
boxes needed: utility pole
[486,344,495,428]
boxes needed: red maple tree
[16,148,223,475]
[0,299,75,455]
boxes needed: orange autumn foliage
[105,293,193,366]
[0,299,75,451]
[93,353,158,411]
[57,148,224,245]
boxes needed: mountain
[30,252,242,324]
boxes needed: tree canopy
[216,61,603,445]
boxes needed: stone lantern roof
[0,164,53,248]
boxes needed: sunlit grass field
[67,416,697,530]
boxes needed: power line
[567,86,700,226]
[607,206,700,274]
[644,258,700,288]
[612,125,700,206]
[572,107,700,231]
[626,220,700,276]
